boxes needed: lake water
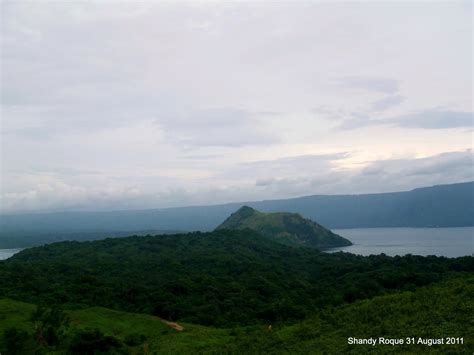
[0,248,22,260]
[328,227,473,258]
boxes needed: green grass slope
[0,298,232,354]
[1,276,472,354]
[216,206,351,248]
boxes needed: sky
[1,1,473,213]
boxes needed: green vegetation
[226,276,474,354]
[1,276,472,354]
[0,223,472,354]
[216,206,352,248]
[0,230,471,327]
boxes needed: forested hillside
[0,230,472,327]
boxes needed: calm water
[327,227,473,257]
[0,249,21,260]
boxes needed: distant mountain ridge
[216,206,351,248]
[1,182,473,247]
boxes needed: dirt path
[161,319,184,331]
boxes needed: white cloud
[1,1,472,212]
[336,77,399,94]
[371,95,404,112]
[154,108,279,147]
[2,150,472,213]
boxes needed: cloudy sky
[1,1,472,213]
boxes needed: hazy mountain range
[0,181,472,248]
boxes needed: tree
[69,329,125,354]
[2,327,31,355]
[30,305,70,347]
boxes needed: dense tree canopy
[0,230,471,327]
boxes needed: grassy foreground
[0,275,472,354]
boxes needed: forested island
[216,206,352,248]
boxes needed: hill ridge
[216,206,352,248]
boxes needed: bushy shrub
[2,327,32,355]
[123,333,147,346]
[69,328,125,354]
